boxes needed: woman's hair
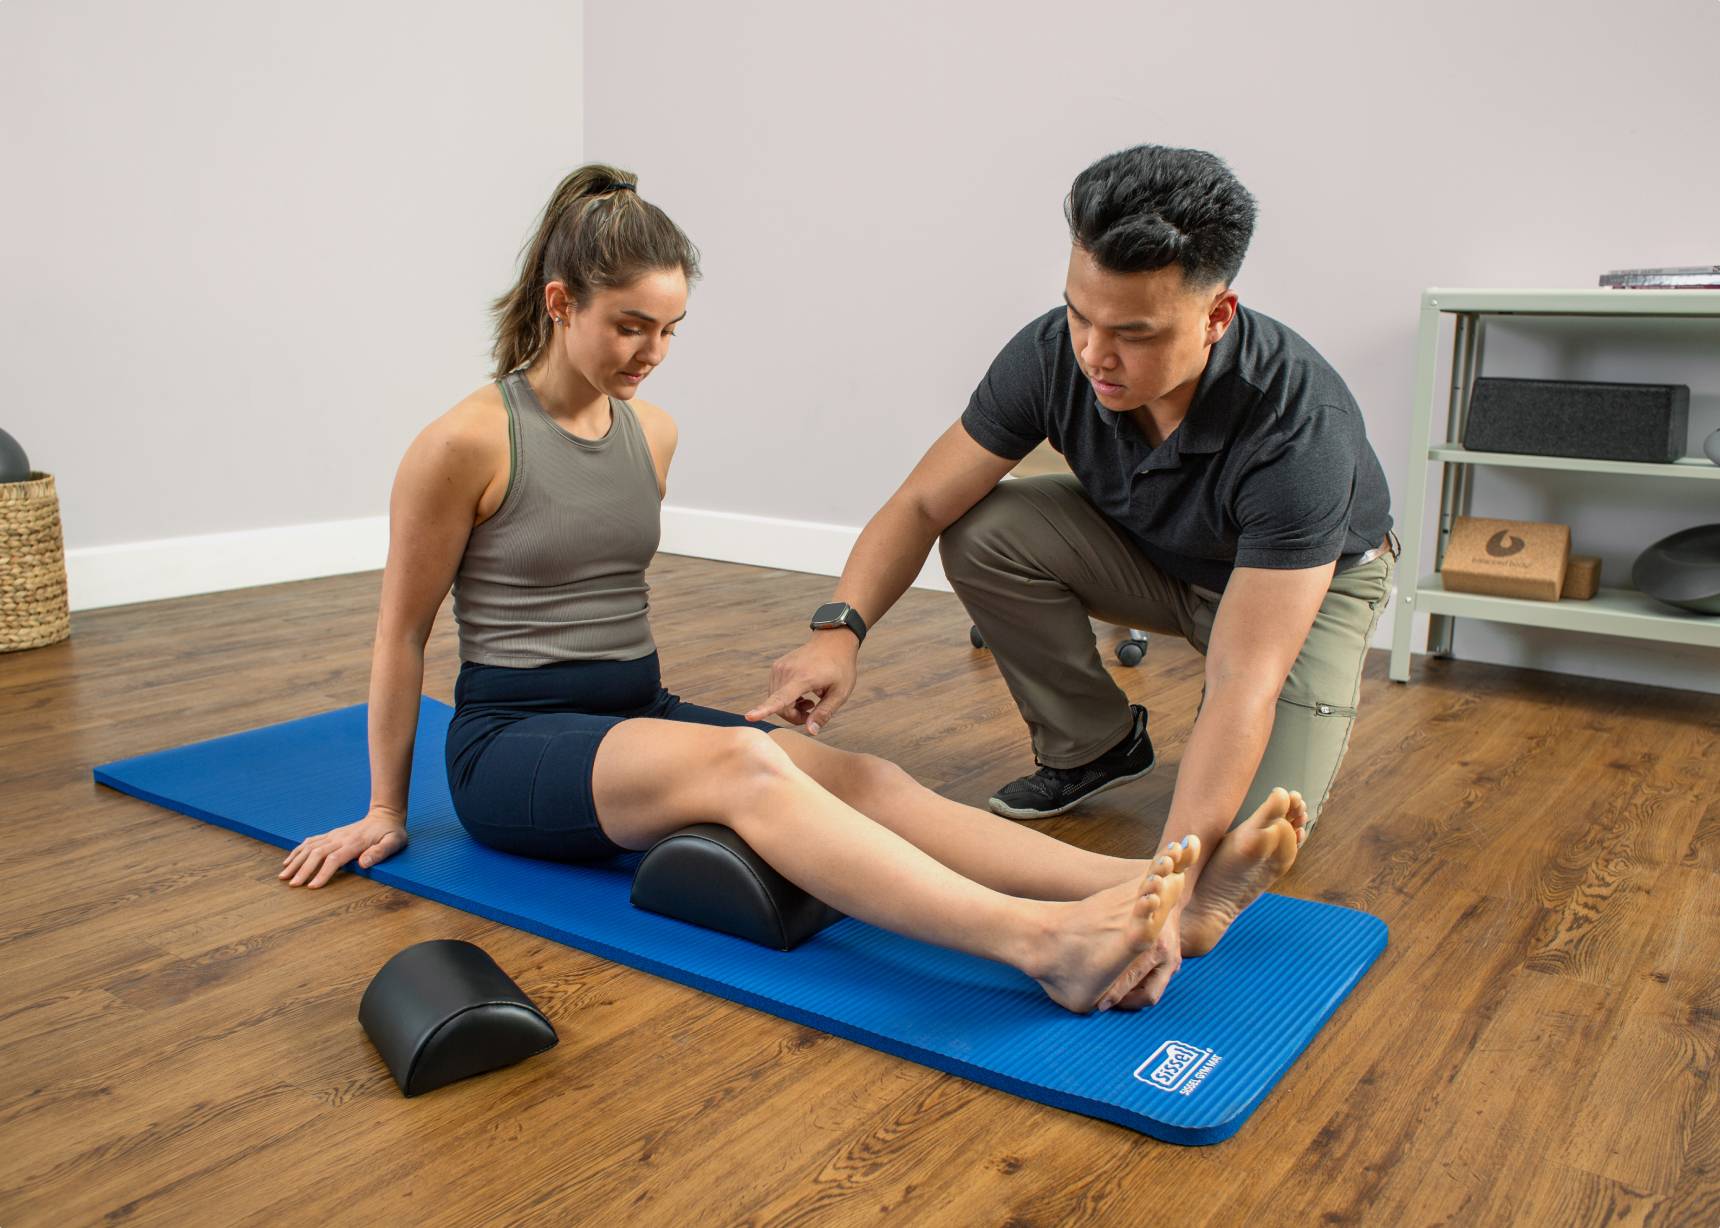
[1065,145,1257,290]
[490,164,702,378]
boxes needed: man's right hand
[280,807,409,888]
[745,631,860,735]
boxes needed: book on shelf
[1599,265,1720,289]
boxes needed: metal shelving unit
[1389,288,1720,683]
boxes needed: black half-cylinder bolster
[358,939,558,1097]
[630,823,844,951]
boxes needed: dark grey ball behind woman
[0,428,30,483]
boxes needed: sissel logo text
[1135,1040,1222,1095]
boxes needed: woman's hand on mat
[279,808,409,888]
[747,633,859,735]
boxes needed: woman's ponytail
[489,164,699,378]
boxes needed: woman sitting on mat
[278,164,1307,1013]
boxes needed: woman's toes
[1157,836,1197,875]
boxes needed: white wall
[587,0,1720,693]
[0,0,584,606]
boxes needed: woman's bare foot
[1178,787,1307,958]
[1092,834,1205,1010]
[1027,841,1197,1013]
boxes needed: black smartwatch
[810,601,867,644]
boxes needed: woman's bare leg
[767,730,1159,901]
[591,720,1193,1013]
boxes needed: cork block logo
[1485,529,1526,558]
[1135,1040,1222,1095]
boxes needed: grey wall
[7,1,1717,690]
[585,0,1720,691]
[1,0,584,548]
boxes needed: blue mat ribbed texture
[94,698,1386,1144]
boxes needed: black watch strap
[810,601,867,644]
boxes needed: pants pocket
[1242,695,1358,830]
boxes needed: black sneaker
[988,705,1155,820]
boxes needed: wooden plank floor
[2,553,1716,1226]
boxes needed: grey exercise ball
[1705,426,1720,467]
[0,427,29,484]
[1632,524,1720,615]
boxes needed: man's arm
[1112,560,1334,1008]
[746,421,1016,729]
[1163,560,1335,889]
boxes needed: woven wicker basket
[1,472,71,652]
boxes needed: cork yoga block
[1441,516,1571,602]
[1562,554,1601,601]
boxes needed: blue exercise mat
[94,699,1386,1144]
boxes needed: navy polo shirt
[961,304,1394,592]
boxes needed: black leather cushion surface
[630,823,844,951]
[358,939,557,1097]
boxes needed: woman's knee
[835,750,914,803]
[596,722,795,846]
[710,727,798,797]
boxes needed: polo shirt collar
[1173,313,1243,454]
[1094,309,1243,461]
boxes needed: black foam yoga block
[358,939,558,1097]
[630,823,844,950]
[1463,377,1688,463]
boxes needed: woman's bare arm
[281,395,505,887]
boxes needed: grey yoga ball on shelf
[1632,524,1720,615]
[0,427,29,483]
[1704,427,1720,467]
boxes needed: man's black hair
[1065,145,1257,289]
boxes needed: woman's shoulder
[411,381,509,458]
[410,383,510,523]
[443,380,510,435]
[623,397,678,494]
[395,381,511,506]
[627,396,678,463]
[626,396,678,442]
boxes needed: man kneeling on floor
[750,143,1397,1005]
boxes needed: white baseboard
[66,516,390,612]
[659,504,952,592]
[59,508,1720,694]
[62,505,949,613]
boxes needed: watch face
[812,602,849,625]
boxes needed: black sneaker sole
[986,759,1157,821]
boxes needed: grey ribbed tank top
[452,370,660,666]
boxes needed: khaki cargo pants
[939,475,1395,831]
